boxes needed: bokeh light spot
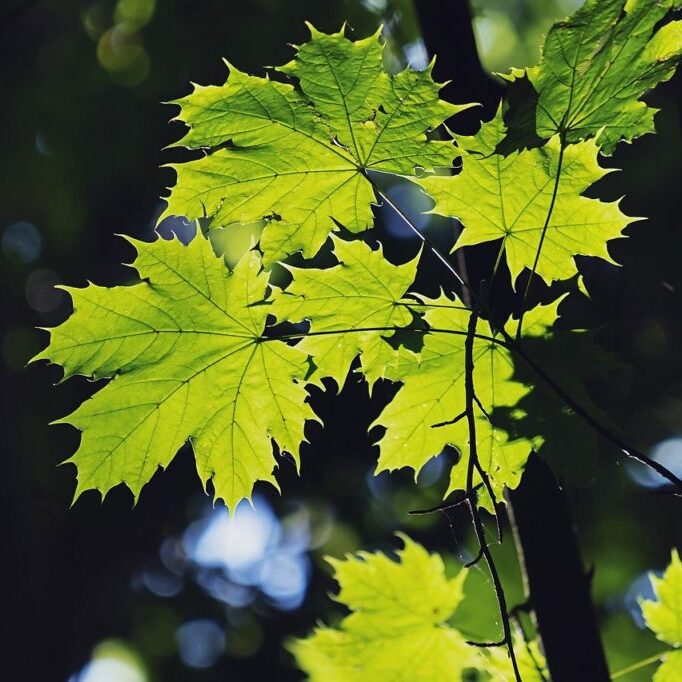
[176,619,226,669]
[3,221,42,264]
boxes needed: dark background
[3,0,681,680]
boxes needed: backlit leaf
[271,236,419,388]
[163,26,467,263]
[419,109,633,286]
[641,549,682,681]
[36,235,316,509]
[291,535,479,681]
[512,0,682,153]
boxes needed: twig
[431,409,467,428]
[465,310,522,681]
[465,541,485,568]
[471,392,503,542]
[510,339,682,495]
[408,482,483,515]
[611,652,668,679]
[466,638,506,648]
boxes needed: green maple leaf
[641,549,682,681]
[419,109,633,285]
[35,235,316,509]
[271,236,418,388]
[291,534,479,681]
[373,299,557,508]
[509,0,682,154]
[162,25,467,264]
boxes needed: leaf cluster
[35,3,682,678]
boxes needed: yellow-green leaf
[642,549,682,647]
[291,535,479,681]
[271,236,418,388]
[163,26,467,263]
[419,109,633,286]
[515,0,682,153]
[36,235,316,509]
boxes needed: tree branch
[464,309,522,680]
[510,339,682,495]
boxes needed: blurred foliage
[470,0,584,72]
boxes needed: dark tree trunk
[508,454,610,681]
[413,2,611,679]
[413,0,503,126]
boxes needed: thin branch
[473,393,492,422]
[511,339,682,495]
[470,392,503,542]
[474,458,504,544]
[465,310,522,681]
[466,638,506,648]
[408,482,483,515]
[464,540,485,568]
[431,409,467,428]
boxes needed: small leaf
[642,549,682,648]
[419,109,633,286]
[271,236,418,388]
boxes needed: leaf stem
[263,324,506,347]
[516,131,566,338]
[611,651,667,679]
[364,171,475,299]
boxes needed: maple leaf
[271,236,418,388]
[419,109,633,286]
[162,25,468,264]
[641,549,682,681]
[291,534,479,681]
[35,235,316,509]
[373,298,559,508]
[508,0,682,154]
